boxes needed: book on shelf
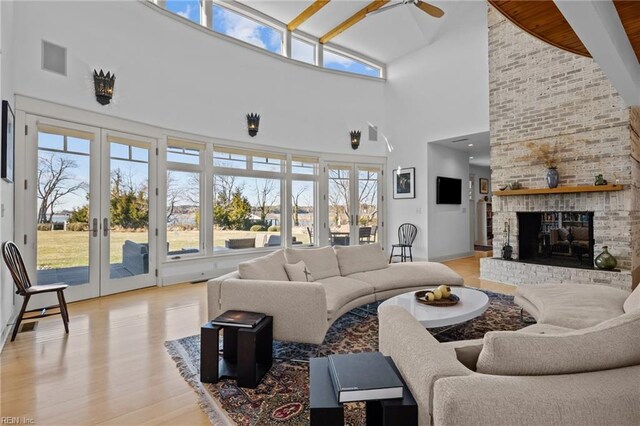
[210,310,265,328]
[328,352,404,403]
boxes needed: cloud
[175,4,192,19]
[292,39,315,64]
[214,5,281,53]
[323,50,357,69]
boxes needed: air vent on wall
[368,124,378,142]
[42,40,67,76]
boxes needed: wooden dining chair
[2,241,69,341]
[389,223,418,263]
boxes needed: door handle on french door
[89,218,98,237]
[103,218,109,237]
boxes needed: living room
[1,1,639,425]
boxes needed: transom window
[153,0,385,78]
[323,49,382,78]
[212,4,283,54]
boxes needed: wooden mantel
[494,184,624,196]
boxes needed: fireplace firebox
[517,212,594,269]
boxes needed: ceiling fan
[368,0,445,18]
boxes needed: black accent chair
[389,223,418,263]
[2,241,69,341]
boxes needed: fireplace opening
[517,212,594,269]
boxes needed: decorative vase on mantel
[546,167,559,189]
[595,246,617,270]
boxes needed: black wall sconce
[350,130,361,150]
[93,69,115,105]
[247,113,260,137]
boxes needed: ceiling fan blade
[367,2,405,17]
[415,1,444,18]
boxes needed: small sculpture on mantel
[594,174,608,186]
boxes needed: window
[291,36,315,65]
[166,0,200,23]
[212,4,283,54]
[213,147,284,252]
[291,155,318,246]
[156,1,385,79]
[166,140,204,258]
[324,49,381,78]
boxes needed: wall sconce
[350,130,361,150]
[93,69,115,105]
[247,113,260,137]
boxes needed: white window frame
[164,138,207,260]
[210,1,285,55]
[322,45,384,79]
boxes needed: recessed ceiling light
[469,156,474,160]
[468,143,474,147]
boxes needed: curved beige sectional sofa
[207,243,463,344]
[379,284,640,426]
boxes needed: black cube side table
[310,356,417,426]
[200,315,273,388]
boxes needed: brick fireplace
[479,7,640,291]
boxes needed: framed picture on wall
[479,178,489,194]
[393,167,415,199]
[1,100,15,183]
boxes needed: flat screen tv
[436,176,462,204]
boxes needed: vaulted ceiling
[241,0,456,63]
[489,0,640,64]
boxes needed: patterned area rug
[165,289,532,425]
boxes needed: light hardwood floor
[0,254,512,425]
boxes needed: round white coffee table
[378,287,490,328]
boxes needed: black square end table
[200,315,273,388]
[310,355,417,426]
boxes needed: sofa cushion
[316,276,374,318]
[238,250,289,282]
[285,246,340,280]
[284,261,314,282]
[516,283,627,329]
[476,311,640,376]
[348,262,464,292]
[623,285,640,313]
[333,243,388,276]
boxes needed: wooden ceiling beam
[319,0,390,45]
[288,1,331,32]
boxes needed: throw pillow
[284,261,314,282]
[476,311,640,376]
[284,246,341,280]
[623,285,640,313]
[238,249,289,281]
[333,243,389,276]
[558,227,569,241]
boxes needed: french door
[24,116,157,305]
[326,163,383,247]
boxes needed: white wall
[0,0,16,346]
[384,1,489,259]
[427,144,471,260]
[9,1,387,157]
[470,165,492,201]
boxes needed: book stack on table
[328,352,404,403]
[310,352,417,426]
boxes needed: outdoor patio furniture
[359,226,372,244]
[122,240,149,275]
[2,241,70,341]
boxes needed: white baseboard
[428,251,475,263]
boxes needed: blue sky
[165,1,380,77]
